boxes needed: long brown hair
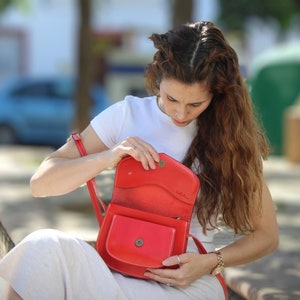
[145,21,270,234]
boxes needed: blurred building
[0,0,218,101]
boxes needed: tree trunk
[172,0,194,27]
[75,0,92,132]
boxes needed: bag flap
[106,214,176,268]
[112,153,200,221]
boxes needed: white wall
[0,0,219,78]
[0,0,77,76]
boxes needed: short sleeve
[90,100,126,148]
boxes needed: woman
[0,21,278,300]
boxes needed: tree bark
[172,0,193,27]
[75,0,92,132]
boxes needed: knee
[23,228,65,242]
[20,229,71,251]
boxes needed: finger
[145,266,179,279]
[145,268,193,289]
[144,270,177,286]
[128,148,152,170]
[126,138,160,170]
[162,255,182,267]
[139,143,160,170]
[140,148,158,170]
[128,137,160,160]
[145,144,160,162]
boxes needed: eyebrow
[167,94,210,104]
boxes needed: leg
[0,229,127,300]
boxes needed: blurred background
[0,0,300,238]
[0,1,300,298]
[0,0,299,154]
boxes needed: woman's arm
[30,126,113,197]
[145,179,279,288]
[218,179,279,266]
[30,125,160,197]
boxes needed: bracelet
[210,250,225,275]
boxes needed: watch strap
[210,250,225,275]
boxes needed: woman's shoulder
[112,95,157,116]
[105,95,155,112]
[91,95,156,128]
[122,94,156,106]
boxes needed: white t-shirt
[90,95,197,162]
[91,95,216,246]
[0,100,224,300]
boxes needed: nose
[175,107,188,120]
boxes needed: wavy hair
[145,21,270,234]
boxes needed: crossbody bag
[72,133,228,299]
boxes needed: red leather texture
[107,215,175,266]
[73,134,228,299]
[112,153,200,222]
[97,154,199,279]
[97,203,189,278]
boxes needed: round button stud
[135,238,144,247]
[158,160,166,168]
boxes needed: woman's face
[158,78,212,127]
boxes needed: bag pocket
[106,214,176,267]
[97,203,189,278]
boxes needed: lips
[172,119,188,126]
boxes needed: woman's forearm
[221,183,279,268]
[30,151,113,197]
[220,227,279,269]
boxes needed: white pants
[0,229,225,300]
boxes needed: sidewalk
[0,145,300,299]
[222,157,300,299]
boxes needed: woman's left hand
[144,252,214,288]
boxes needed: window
[11,82,51,98]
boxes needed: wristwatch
[210,250,225,275]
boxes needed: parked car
[0,77,110,147]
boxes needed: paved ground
[0,145,300,299]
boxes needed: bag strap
[189,234,228,300]
[71,133,107,226]
[72,133,228,299]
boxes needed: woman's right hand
[109,136,160,170]
[30,126,160,197]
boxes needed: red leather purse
[97,151,199,278]
[72,133,228,299]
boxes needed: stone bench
[224,249,300,299]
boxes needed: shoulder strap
[189,233,228,300]
[71,133,107,226]
[72,133,228,299]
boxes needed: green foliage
[0,0,29,13]
[218,0,300,31]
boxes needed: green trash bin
[248,42,300,155]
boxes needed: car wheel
[0,125,18,144]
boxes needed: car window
[51,80,74,99]
[11,82,51,98]
[10,80,75,100]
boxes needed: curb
[224,249,300,299]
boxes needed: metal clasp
[135,238,144,247]
[158,160,166,168]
